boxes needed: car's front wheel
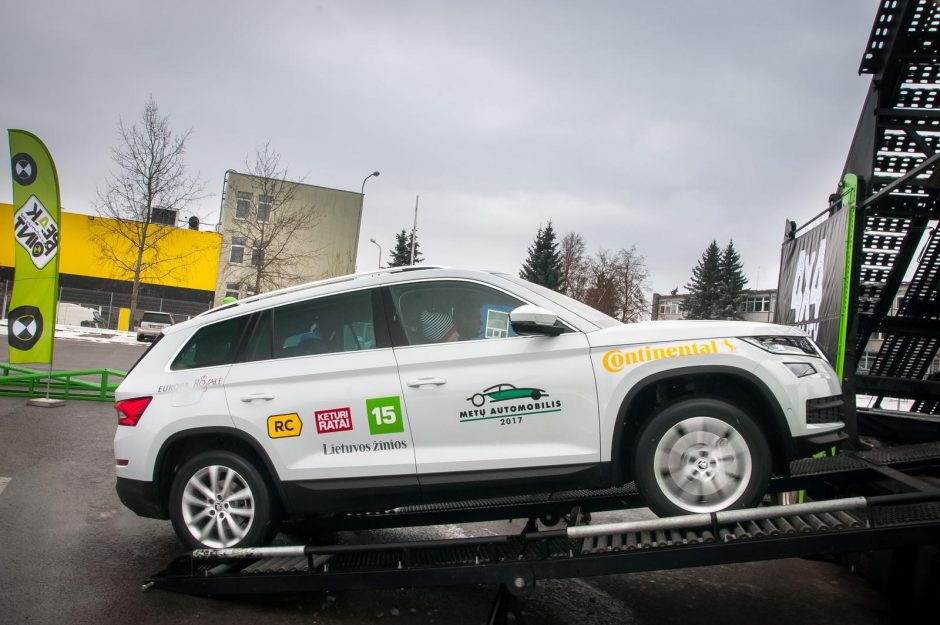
[633,398,771,516]
[168,451,274,550]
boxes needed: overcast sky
[2,0,880,297]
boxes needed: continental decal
[602,339,737,373]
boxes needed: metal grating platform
[848,0,940,426]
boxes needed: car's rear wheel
[633,398,771,516]
[168,451,273,550]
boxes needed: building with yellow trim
[2,202,222,320]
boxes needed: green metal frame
[0,363,125,402]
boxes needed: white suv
[136,311,176,342]
[113,267,846,549]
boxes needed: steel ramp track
[295,442,940,530]
[146,496,940,597]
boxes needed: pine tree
[519,221,563,291]
[718,240,748,320]
[387,229,422,267]
[683,240,723,319]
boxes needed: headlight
[740,335,822,358]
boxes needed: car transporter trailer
[146,441,940,623]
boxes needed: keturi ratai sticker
[315,407,353,434]
[460,383,561,423]
[602,339,737,373]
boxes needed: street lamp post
[354,171,381,272]
[361,171,380,195]
[369,238,382,269]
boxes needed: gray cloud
[2,0,878,297]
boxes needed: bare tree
[95,95,206,324]
[584,249,620,317]
[223,143,321,296]
[559,232,591,301]
[613,245,650,323]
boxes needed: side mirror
[510,305,564,336]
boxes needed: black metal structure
[847,0,940,440]
[147,443,940,622]
[786,0,940,443]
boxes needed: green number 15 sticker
[366,396,404,435]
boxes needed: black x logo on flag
[12,152,37,186]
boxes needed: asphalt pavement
[0,338,896,624]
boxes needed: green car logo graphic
[467,383,548,407]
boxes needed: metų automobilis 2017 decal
[460,383,561,423]
[7,130,61,364]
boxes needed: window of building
[658,301,681,315]
[257,195,272,222]
[224,283,240,299]
[171,315,250,370]
[230,237,246,264]
[150,207,177,226]
[251,242,263,266]
[271,289,377,358]
[388,280,526,346]
[743,295,771,313]
[235,192,251,219]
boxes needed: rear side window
[142,312,174,324]
[273,289,376,358]
[171,315,250,370]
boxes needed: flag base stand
[27,398,66,408]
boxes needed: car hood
[586,319,808,349]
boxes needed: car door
[224,288,418,509]
[386,279,601,497]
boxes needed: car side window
[240,311,273,362]
[272,289,376,358]
[171,315,250,370]
[388,281,524,346]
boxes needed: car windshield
[493,273,622,329]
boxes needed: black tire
[168,450,274,550]
[633,397,771,517]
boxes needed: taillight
[115,397,152,426]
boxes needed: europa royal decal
[602,339,737,373]
[315,407,353,434]
[460,383,561,424]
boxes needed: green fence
[0,363,125,402]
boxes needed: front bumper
[790,428,849,459]
[115,477,167,519]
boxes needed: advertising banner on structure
[7,130,61,364]
[775,205,854,372]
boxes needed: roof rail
[199,265,447,316]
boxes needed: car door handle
[240,392,275,402]
[406,377,447,388]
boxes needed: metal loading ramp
[146,442,940,621]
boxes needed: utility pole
[410,195,419,265]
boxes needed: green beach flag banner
[7,130,61,364]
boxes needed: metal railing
[0,363,125,402]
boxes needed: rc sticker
[460,383,561,423]
[315,407,353,434]
[14,196,59,270]
[365,396,405,435]
[602,339,737,373]
[7,305,43,351]
[267,413,303,438]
